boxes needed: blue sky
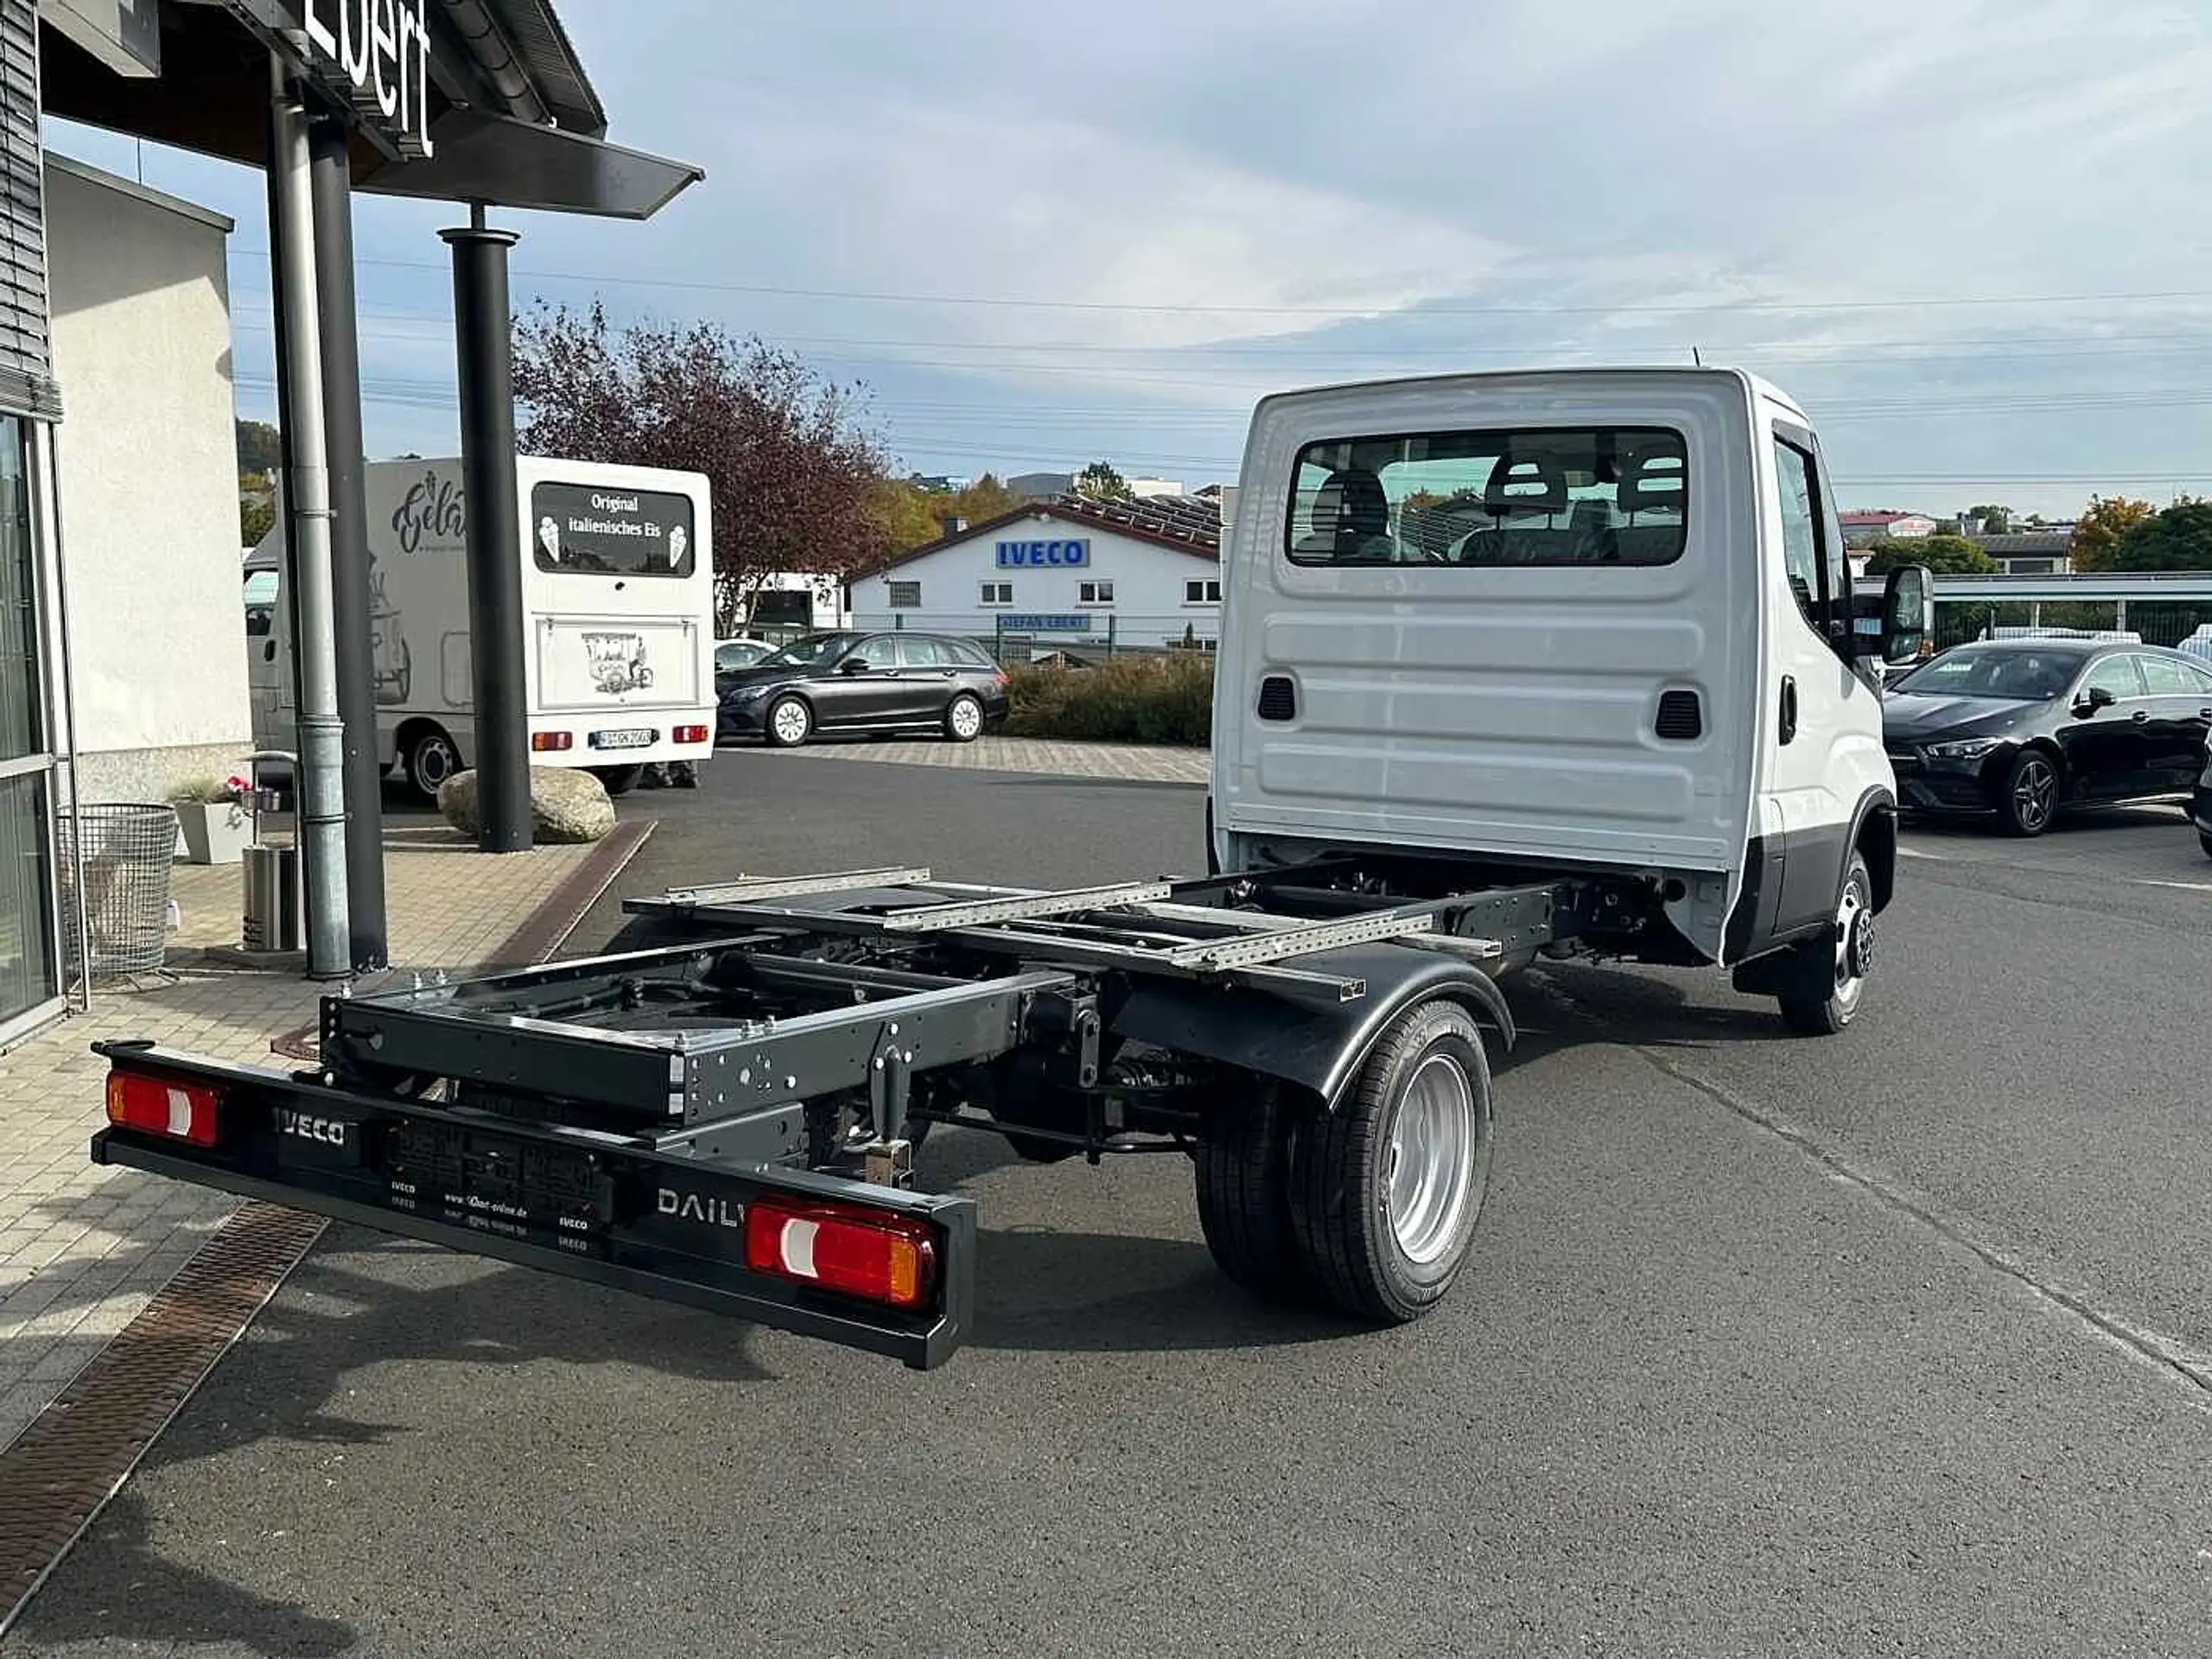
[45,0,2212,518]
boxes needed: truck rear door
[1212,370,1761,947]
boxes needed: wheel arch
[395,717,460,781]
[1851,791,1897,912]
[1110,955,1516,1114]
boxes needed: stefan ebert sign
[995,538,1090,569]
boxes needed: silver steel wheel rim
[2014,758,2055,830]
[1833,875,1868,1010]
[1384,1053,1477,1266]
[772,701,808,744]
[950,698,982,738]
[417,741,452,787]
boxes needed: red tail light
[531,731,574,753]
[673,724,709,744]
[745,1197,936,1310]
[105,1069,221,1147]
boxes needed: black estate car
[717,630,1011,748]
[1883,639,2212,836]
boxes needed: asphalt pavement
[10,754,2212,1658]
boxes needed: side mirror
[2075,684,2116,716]
[838,656,871,675]
[1868,563,1930,665]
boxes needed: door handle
[2130,709,2150,723]
[263,639,277,661]
[1779,676,1798,746]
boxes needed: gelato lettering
[583,632,654,696]
[391,470,466,555]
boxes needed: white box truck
[246,454,716,798]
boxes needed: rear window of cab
[1285,426,1688,569]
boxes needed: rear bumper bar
[90,1045,976,1370]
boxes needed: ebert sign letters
[287,0,437,157]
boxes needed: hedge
[1003,652,1213,746]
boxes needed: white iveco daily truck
[102,368,1928,1370]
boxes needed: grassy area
[1003,653,1213,746]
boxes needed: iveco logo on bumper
[272,1107,352,1148]
[658,1188,742,1230]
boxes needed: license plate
[589,728,655,750]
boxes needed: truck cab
[1211,366,1921,1027]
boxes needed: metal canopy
[355,108,701,219]
[35,0,702,220]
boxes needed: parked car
[1883,639,2212,836]
[714,635,775,678]
[717,630,1010,748]
[2194,731,2212,859]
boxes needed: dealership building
[0,0,698,1041]
[849,493,1230,658]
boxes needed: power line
[219,247,2212,319]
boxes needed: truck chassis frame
[91,855,1663,1369]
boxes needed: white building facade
[45,155,251,801]
[849,497,1224,658]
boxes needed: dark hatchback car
[716,630,1011,748]
[1883,639,2212,836]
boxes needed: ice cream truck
[247,455,716,798]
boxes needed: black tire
[404,725,461,802]
[590,765,644,796]
[1194,1079,1311,1301]
[1777,850,1873,1036]
[764,694,813,749]
[943,692,985,744]
[1286,1000,1493,1324]
[2000,748,2059,837]
[2200,831,2212,860]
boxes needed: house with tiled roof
[847,493,1226,658]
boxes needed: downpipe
[270,58,351,979]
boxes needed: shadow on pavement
[12,1501,357,1657]
[9,1233,771,1658]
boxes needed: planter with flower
[171,773,256,866]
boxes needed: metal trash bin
[57,802,179,980]
[241,842,301,952]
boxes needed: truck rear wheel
[1194,1079,1310,1301]
[403,725,460,802]
[1287,1000,1492,1324]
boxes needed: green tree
[1963,504,2012,534]
[1075,460,1131,501]
[1865,534,1998,575]
[2069,494,2156,572]
[235,418,282,474]
[868,472,1025,555]
[239,491,275,547]
[2107,497,2212,572]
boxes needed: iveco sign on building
[849,494,1228,658]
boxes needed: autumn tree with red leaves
[512,300,893,633]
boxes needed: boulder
[437,766,615,845]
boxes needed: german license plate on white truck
[589,728,655,750]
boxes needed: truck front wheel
[1287,1000,1493,1324]
[1777,850,1873,1036]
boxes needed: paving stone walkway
[0,825,634,1454]
[770,734,1209,785]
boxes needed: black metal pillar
[441,206,531,852]
[308,113,388,970]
